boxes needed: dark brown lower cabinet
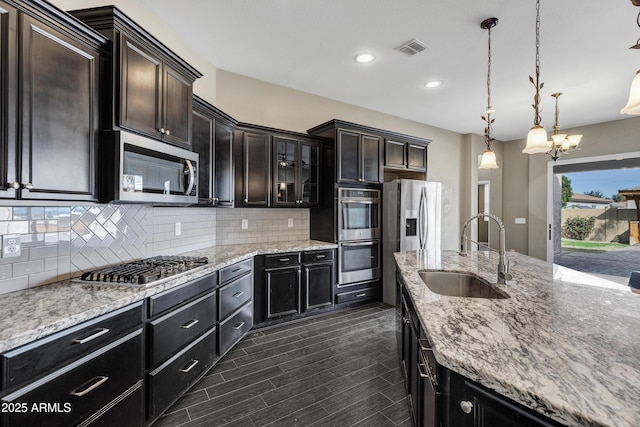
[1,330,143,427]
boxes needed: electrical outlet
[241,219,248,230]
[175,222,182,236]
[2,234,21,258]
[288,218,294,228]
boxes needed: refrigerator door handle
[418,186,425,249]
[423,186,429,249]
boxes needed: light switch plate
[241,219,248,230]
[288,218,294,228]
[2,234,21,258]
[175,222,182,236]
[515,218,526,224]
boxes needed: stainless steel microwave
[103,131,198,204]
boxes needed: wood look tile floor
[156,303,411,427]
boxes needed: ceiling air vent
[395,38,428,56]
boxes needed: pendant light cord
[530,0,543,125]
[485,23,493,148]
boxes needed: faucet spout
[459,213,511,284]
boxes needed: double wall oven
[337,188,380,286]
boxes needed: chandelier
[547,93,582,161]
[621,0,640,115]
[478,17,499,169]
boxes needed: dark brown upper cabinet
[336,130,382,184]
[234,127,271,207]
[385,139,428,172]
[272,136,321,207]
[70,6,202,148]
[191,95,237,207]
[0,0,106,201]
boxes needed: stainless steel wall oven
[337,188,380,241]
[337,240,380,285]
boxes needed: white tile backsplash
[0,204,312,295]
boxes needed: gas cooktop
[75,256,209,286]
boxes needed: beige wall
[505,117,640,260]
[50,0,218,103]
[215,70,472,251]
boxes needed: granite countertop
[394,249,640,427]
[0,240,336,354]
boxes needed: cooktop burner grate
[78,256,208,285]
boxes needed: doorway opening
[548,153,640,284]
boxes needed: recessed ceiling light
[424,81,442,88]
[355,53,376,63]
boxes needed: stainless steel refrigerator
[383,179,442,305]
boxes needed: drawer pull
[233,291,245,298]
[181,319,200,329]
[232,322,245,330]
[278,258,290,262]
[73,328,109,344]
[70,376,109,397]
[315,254,326,259]
[231,267,242,273]
[179,359,199,373]
[356,293,367,298]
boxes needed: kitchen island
[394,249,640,427]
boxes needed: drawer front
[219,302,253,356]
[219,258,253,285]
[148,272,217,318]
[263,252,300,269]
[302,249,334,264]
[219,272,253,320]
[1,329,143,427]
[149,291,217,368]
[2,302,143,390]
[336,286,381,304]
[82,381,143,427]
[147,327,217,422]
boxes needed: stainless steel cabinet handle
[279,258,290,262]
[10,182,20,190]
[231,268,242,273]
[315,254,326,259]
[166,129,171,136]
[73,328,109,344]
[159,127,166,134]
[23,183,33,190]
[460,400,474,414]
[402,317,411,325]
[70,376,109,397]
[232,322,245,330]
[181,319,199,329]
[179,359,199,373]
[233,291,245,298]
[356,293,367,297]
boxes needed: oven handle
[339,199,379,204]
[184,159,196,195]
[340,241,377,247]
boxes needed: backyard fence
[561,208,636,243]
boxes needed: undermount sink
[418,271,510,299]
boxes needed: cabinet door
[299,140,320,207]
[242,132,270,206]
[162,66,192,147]
[273,137,298,206]
[407,143,427,171]
[303,263,333,310]
[266,266,300,318]
[337,130,359,183]
[192,108,213,204]
[120,34,161,139]
[19,14,98,200]
[385,139,406,169]
[0,2,17,199]
[214,122,234,206]
[361,134,381,183]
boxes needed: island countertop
[0,240,336,354]
[394,249,640,427]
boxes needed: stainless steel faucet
[460,213,512,284]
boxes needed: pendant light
[621,0,640,115]
[522,0,549,154]
[547,93,582,161]
[479,17,499,169]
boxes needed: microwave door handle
[184,160,195,195]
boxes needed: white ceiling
[139,0,640,142]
